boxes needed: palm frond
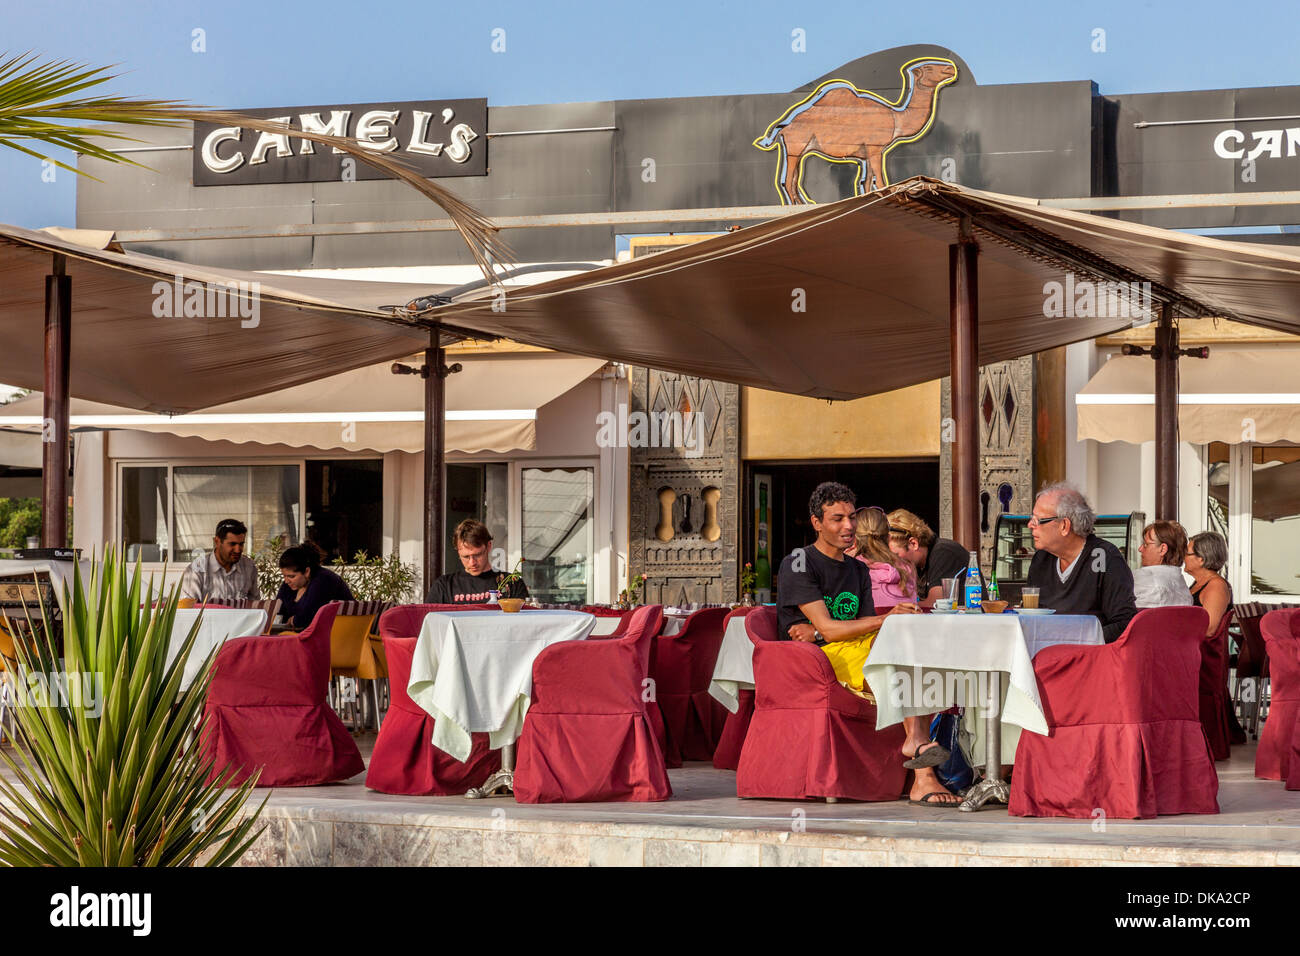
[0,51,511,281]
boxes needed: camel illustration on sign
[753,57,957,204]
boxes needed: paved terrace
[237,738,1300,866]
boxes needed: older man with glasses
[1025,482,1137,643]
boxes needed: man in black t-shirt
[778,483,957,806]
[425,518,529,604]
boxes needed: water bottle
[988,571,1000,603]
[964,551,983,609]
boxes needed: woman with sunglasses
[847,506,918,610]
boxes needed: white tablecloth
[166,607,268,690]
[408,610,595,761]
[708,614,755,713]
[864,613,1103,764]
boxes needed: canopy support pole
[42,255,70,549]
[950,219,980,553]
[1154,304,1179,521]
[423,329,446,597]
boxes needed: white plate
[1016,607,1056,615]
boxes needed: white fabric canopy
[1076,350,1300,444]
[0,353,604,454]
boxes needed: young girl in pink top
[847,506,918,609]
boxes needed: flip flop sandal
[902,742,951,769]
[908,791,960,807]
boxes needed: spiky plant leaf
[0,548,265,866]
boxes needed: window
[522,466,594,604]
[172,465,299,559]
[1248,446,1300,596]
[445,463,510,573]
[119,459,381,564]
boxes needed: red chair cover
[1256,609,1300,788]
[735,607,907,802]
[364,604,500,795]
[1009,607,1219,819]
[514,604,672,803]
[1199,609,1234,760]
[712,607,760,771]
[652,607,730,762]
[201,604,364,788]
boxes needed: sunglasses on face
[1028,515,1062,527]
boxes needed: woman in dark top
[1185,531,1233,637]
[275,543,354,629]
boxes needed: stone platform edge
[236,805,1300,867]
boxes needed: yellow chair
[328,601,386,731]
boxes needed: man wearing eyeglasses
[1025,482,1137,643]
[179,518,261,604]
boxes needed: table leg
[959,671,1011,812]
[464,742,516,798]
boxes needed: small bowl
[980,600,1009,615]
[498,598,525,613]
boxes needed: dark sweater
[275,566,354,630]
[1026,534,1138,643]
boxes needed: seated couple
[776,482,959,807]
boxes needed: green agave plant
[0,548,266,866]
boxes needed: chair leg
[369,679,382,731]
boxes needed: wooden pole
[423,329,446,597]
[1154,303,1179,520]
[42,255,71,549]
[950,219,980,552]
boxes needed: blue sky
[4,0,1300,227]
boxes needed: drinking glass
[1021,587,1040,609]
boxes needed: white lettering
[297,110,350,155]
[201,126,245,172]
[355,110,400,152]
[407,110,445,157]
[247,116,293,166]
[1213,129,1245,160]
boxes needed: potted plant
[0,548,265,866]
[617,572,649,609]
[739,562,757,606]
[496,560,527,612]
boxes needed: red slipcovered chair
[735,607,907,802]
[1199,609,1235,760]
[651,607,730,763]
[1009,607,1218,819]
[513,604,672,803]
[1256,609,1300,789]
[201,604,364,788]
[712,606,759,771]
[364,604,501,795]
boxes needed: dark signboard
[192,98,487,185]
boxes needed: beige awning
[425,178,1300,401]
[0,353,604,454]
[0,222,454,413]
[1077,350,1300,444]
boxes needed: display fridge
[991,512,1145,605]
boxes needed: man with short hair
[179,518,260,603]
[778,482,957,806]
[1025,482,1137,642]
[425,518,529,603]
[886,509,969,606]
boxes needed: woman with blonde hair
[848,506,918,610]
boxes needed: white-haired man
[1025,482,1137,643]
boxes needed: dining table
[406,608,596,797]
[165,606,269,690]
[864,611,1104,810]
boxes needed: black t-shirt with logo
[776,545,876,640]
[918,537,971,598]
[424,569,530,604]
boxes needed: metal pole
[950,219,980,551]
[42,256,71,549]
[423,330,446,597]
[1154,304,1179,521]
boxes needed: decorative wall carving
[629,369,739,605]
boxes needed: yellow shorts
[821,633,878,696]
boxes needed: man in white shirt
[179,518,261,603]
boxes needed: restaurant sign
[192,98,487,185]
